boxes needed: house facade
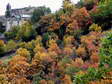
[0,3,36,31]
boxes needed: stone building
[0,3,37,31]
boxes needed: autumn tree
[16,48,31,61]
[62,0,75,14]
[34,14,54,35]
[7,55,31,83]
[0,40,6,56]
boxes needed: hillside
[0,0,112,84]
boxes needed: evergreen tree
[5,3,11,18]
[31,6,51,24]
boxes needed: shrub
[73,67,108,84]
[100,32,112,67]
[5,40,17,52]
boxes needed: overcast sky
[0,0,79,15]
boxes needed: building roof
[11,6,36,15]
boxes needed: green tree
[5,3,11,18]
[100,32,112,67]
[31,6,51,24]
[5,40,17,52]
[4,26,19,40]
[91,0,112,29]
[17,22,37,41]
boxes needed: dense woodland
[0,0,112,83]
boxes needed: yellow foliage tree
[89,23,102,32]
[64,35,74,45]
[16,48,31,60]
[0,40,6,55]
[76,46,87,58]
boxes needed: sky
[0,0,79,15]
